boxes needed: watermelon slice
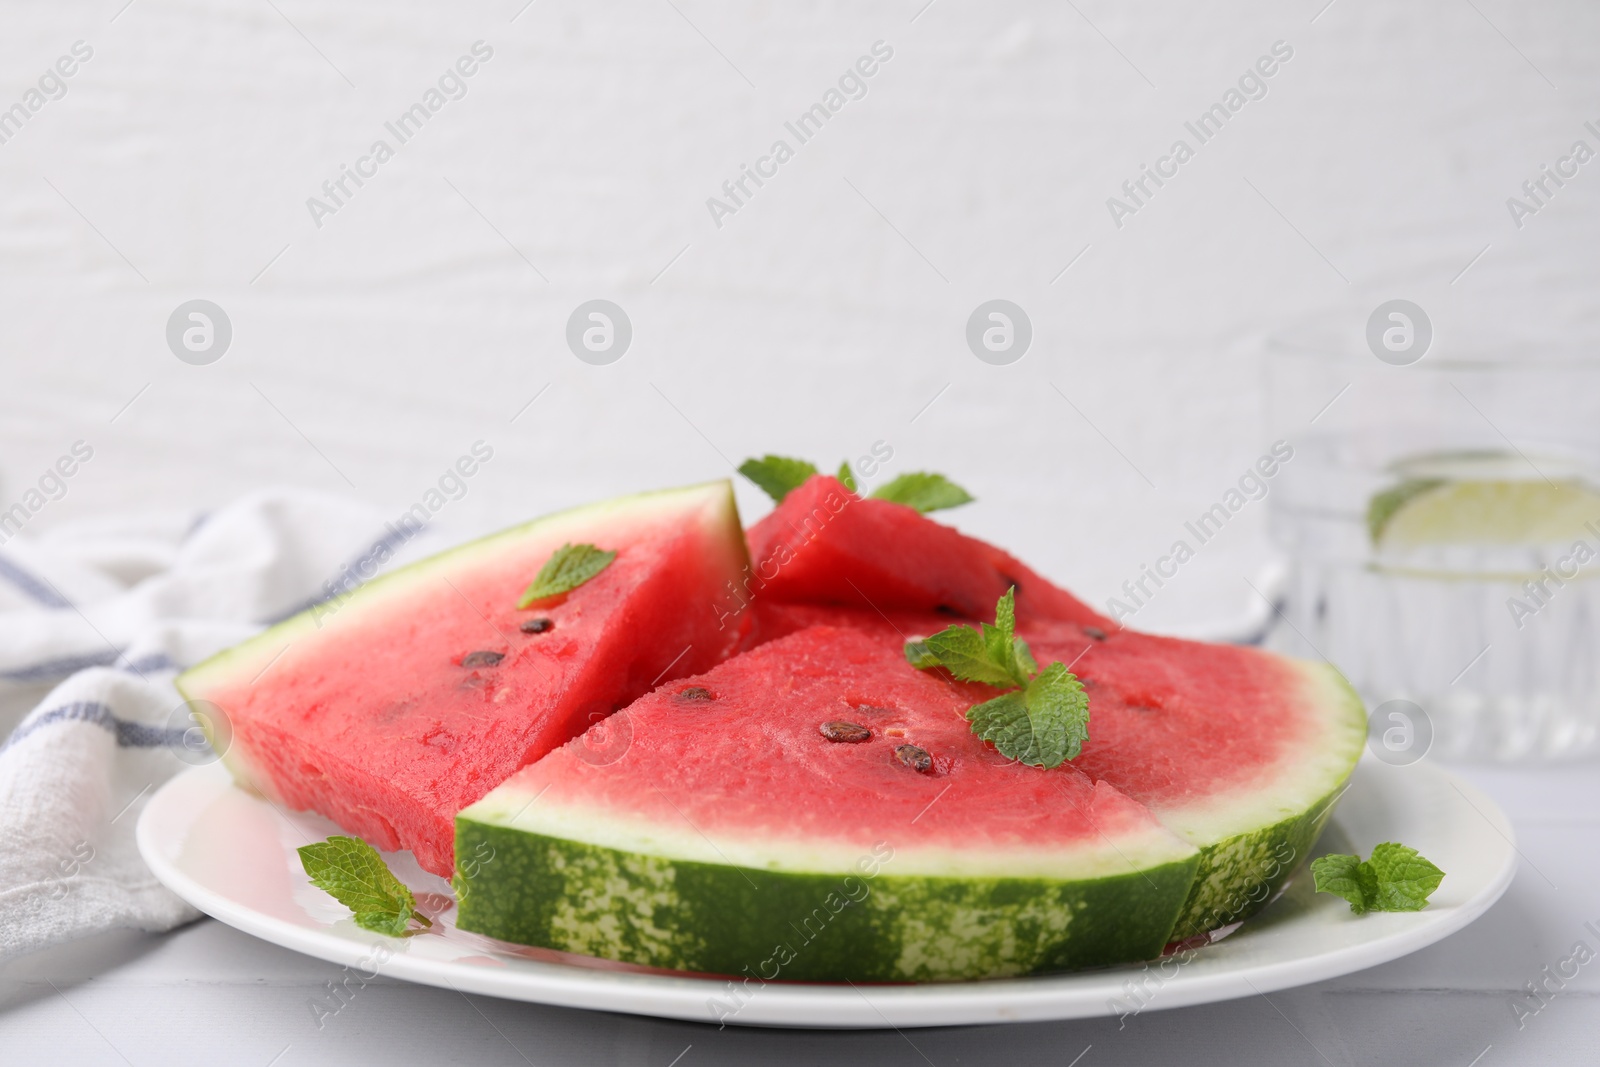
[455,626,1203,982]
[741,474,1103,625]
[176,481,750,878]
[738,602,1365,939]
[1021,622,1365,937]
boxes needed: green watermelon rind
[1169,782,1347,939]
[175,480,749,794]
[1167,661,1367,939]
[453,818,1202,984]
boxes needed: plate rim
[135,758,1518,1029]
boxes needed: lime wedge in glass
[1369,478,1600,547]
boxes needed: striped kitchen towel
[0,489,421,960]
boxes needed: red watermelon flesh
[739,599,954,651]
[743,603,1353,821]
[742,474,1104,626]
[1020,622,1359,827]
[742,602,1360,854]
[495,625,1177,855]
[177,482,750,878]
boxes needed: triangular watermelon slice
[741,474,1104,625]
[177,481,750,878]
[455,626,1203,983]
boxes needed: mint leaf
[738,455,819,503]
[922,626,1020,688]
[993,585,1016,636]
[979,621,1014,677]
[906,589,1089,768]
[1310,853,1370,914]
[978,588,1034,687]
[966,691,1034,760]
[1021,663,1090,762]
[967,665,1088,768]
[1312,843,1444,914]
[870,472,974,513]
[1366,842,1446,911]
[517,542,616,609]
[298,836,431,936]
[739,453,967,510]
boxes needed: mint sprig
[905,589,1089,768]
[1312,842,1444,914]
[738,456,819,503]
[740,453,973,512]
[871,472,975,513]
[297,836,432,936]
[517,542,616,609]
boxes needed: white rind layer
[460,782,1200,881]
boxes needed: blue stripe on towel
[0,649,122,682]
[0,650,182,684]
[0,556,73,609]
[1,700,193,754]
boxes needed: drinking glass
[1265,314,1600,761]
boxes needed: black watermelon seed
[1083,626,1108,641]
[820,721,872,743]
[894,744,934,774]
[461,650,505,668]
[520,617,554,634]
[676,686,714,701]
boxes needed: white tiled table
[2,761,1593,1066]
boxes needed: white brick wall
[1,0,1594,632]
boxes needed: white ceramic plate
[137,756,1515,1029]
